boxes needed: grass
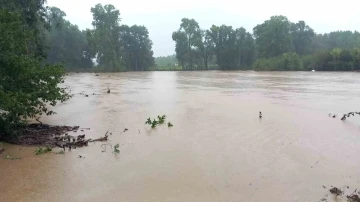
[56,150,65,155]
[4,155,22,160]
[34,147,52,155]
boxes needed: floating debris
[347,189,360,202]
[4,155,22,160]
[329,187,343,196]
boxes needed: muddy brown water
[1,71,360,202]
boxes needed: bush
[0,8,70,136]
[252,52,303,71]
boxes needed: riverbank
[1,124,79,146]
[0,123,108,150]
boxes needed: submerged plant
[146,115,172,129]
[145,118,152,125]
[114,144,120,154]
[34,147,52,155]
[151,119,158,128]
[56,150,65,155]
[168,122,173,127]
[4,155,22,160]
[158,115,166,124]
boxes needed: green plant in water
[151,119,158,128]
[56,150,65,155]
[34,147,52,155]
[146,115,170,129]
[145,118,152,125]
[168,122,173,127]
[114,144,120,154]
[157,115,166,124]
[4,155,22,160]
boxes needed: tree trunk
[188,37,192,70]
[136,57,138,71]
[204,49,208,70]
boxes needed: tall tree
[119,25,155,71]
[0,0,70,134]
[208,25,253,69]
[196,30,213,70]
[172,18,201,70]
[46,7,93,69]
[253,15,292,58]
[172,30,188,68]
[290,21,314,55]
[87,4,122,71]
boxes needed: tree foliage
[82,4,155,72]
[172,21,254,70]
[45,7,93,70]
[290,21,315,55]
[0,0,70,135]
[253,15,292,58]
[119,25,155,71]
[170,15,360,71]
[86,4,122,71]
[155,55,177,67]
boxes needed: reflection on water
[1,71,360,202]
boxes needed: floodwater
[1,71,360,202]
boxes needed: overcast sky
[47,0,360,57]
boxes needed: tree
[196,30,213,70]
[0,0,70,135]
[87,4,122,71]
[172,30,188,68]
[46,7,93,70]
[172,18,201,70]
[290,21,315,55]
[207,25,238,69]
[207,25,254,69]
[119,25,155,71]
[155,55,177,67]
[253,15,292,58]
[235,28,255,69]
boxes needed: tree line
[45,4,155,72]
[171,16,360,71]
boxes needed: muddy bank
[1,123,108,150]
[1,124,79,146]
